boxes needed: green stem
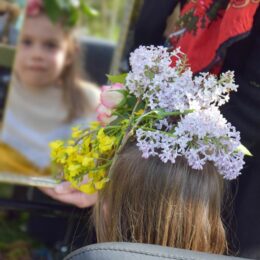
[75,125,121,145]
[90,161,112,172]
[133,109,194,126]
[107,98,142,178]
[106,105,193,178]
[75,129,97,144]
[139,127,177,137]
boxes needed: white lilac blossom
[126,46,238,112]
[136,107,244,180]
[175,107,244,179]
[136,129,179,163]
[191,71,238,109]
[126,46,182,97]
[129,46,244,180]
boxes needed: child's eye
[44,41,58,50]
[21,38,32,47]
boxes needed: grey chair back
[64,242,251,260]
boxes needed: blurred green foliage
[80,0,127,42]
[30,0,128,42]
[0,210,34,259]
[0,183,13,198]
[44,0,98,27]
[0,185,37,259]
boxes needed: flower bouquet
[50,46,251,194]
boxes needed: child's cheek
[52,51,67,71]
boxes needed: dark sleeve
[221,8,260,147]
[132,0,179,48]
[221,9,260,257]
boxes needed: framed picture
[0,0,144,187]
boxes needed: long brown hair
[59,30,93,122]
[94,141,228,254]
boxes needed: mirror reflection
[0,0,134,185]
[0,0,25,121]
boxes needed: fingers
[39,185,97,208]
[54,181,76,194]
[55,191,98,208]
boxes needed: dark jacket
[132,2,260,258]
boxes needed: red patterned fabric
[169,0,259,74]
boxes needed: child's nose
[31,45,44,60]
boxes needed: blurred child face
[14,14,71,89]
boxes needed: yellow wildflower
[49,140,64,150]
[56,151,67,164]
[97,129,117,153]
[135,109,144,116]
[68,140,75,146]
[79,182,96,194]
[88,169,106,182]
[90,151,99,159]
[90,121,100,130]
[68,178,79,189]
[82,157,95,168]
[65,146,77,155]
[81,136,92,152]
[71,127,83,139]
[67,164,81,178]
[49,140,65,161]
[94,178,109,190]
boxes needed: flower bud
[100,83,125,109]
[96,104,117,125]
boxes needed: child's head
[14,0,91,120]
[94,140,227,254]
[14,13,74,89]
[50,46,246,254]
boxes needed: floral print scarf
[168,0,259,74]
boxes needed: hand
[39,181,97,208]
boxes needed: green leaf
[114,89,128,96]
[153,109,193,119]
[107,73,128,84]
[236,144,253,156]
[44,0,62,23]
[43,0,98,27]
[126,95,137,108]
[68,8,79,26]
[103,126,121,136]
[80,0,99,17]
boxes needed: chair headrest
[64,242,251,260]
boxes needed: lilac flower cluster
[191,71,238,109]
[130,46,245,180]
[174,108,244,179]
[126,46,238,112]
[136,108,244,180]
